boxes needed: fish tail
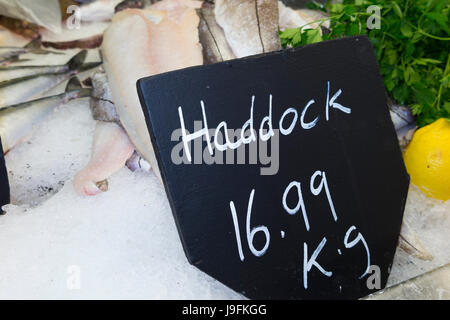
[67,50,88,72]
[24,35,42,50]
[65,76,92,99]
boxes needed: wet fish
[0,36,61,65]
[0,50,100,109]
[0,63,70,83]
[101,1,203,182]
[214,0,281,58]
[41,34,104,50]
[73,121,134,196]
[388,100,417,149]
[89,68,119,122]
[278,1,329,30]
[197,1,236,64]
[0,15,40,40]
[0,77,91,153]
[0,0,62,34]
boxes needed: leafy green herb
[280,0,450,127]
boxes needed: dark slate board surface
[137,36,410,300]
[0,138,10,213]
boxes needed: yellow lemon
[403,118,450,201]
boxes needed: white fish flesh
[89,68,119,122]
[73,121,134,196]
[79,0,124,22]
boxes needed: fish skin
[0,47,27,62]
[79,0,124,22]
[214,0,281,58]
[0,64,69,83]
[115,0,154,12]
[197,1,236,64]
[0,77,91,153]
[0,36,62,65]
[101,2,203,181]
[73,121,135,196]
[0,15,40,40]
[388,99,417,149]
[41,34,104,50]
[0,50,98,109]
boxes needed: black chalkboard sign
[137,36,409,300]
[0,138,10,213]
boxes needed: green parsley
[280,0,450,127]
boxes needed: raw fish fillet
[101,3,203,181]
[197,1,236,64]
[0,0,62,34]
[278,1,329,31]
[74,121,134,196]
[214,0,281,58]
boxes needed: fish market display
[95,0,203,190]
[0,0,446,299]
[0,77,90,153]
[0,50,100,108]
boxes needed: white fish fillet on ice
[74,121,135,196]
[73,0,203,195]
[102,1,202,180]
